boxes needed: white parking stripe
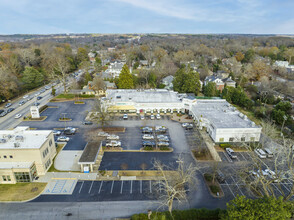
[98,181,103,194]
[225,181,235,197]
[120,180,124,194]
[223,152,233,163]
[140,180,142,194]
[246,152,254,161]
[88,181,94,194]
[149,180,152,193]
[282,183,290,192]
[130,180,133,194]
[78,181,84,194]
[272,183,283,195]
[235,156,240,162]
[230,176,245,196]
[110,181,114,194]
[239,152,247,161]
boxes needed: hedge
[219,143,232,148]
[131,208,224,220]
[210,185,220,194]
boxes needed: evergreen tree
[117,64,134,89]
[203,82,217,97]
[22,66,44,89]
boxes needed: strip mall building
[103,89,262,143]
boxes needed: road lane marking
[88,181,94,194]
[98,181,103,194]
[120,180,124,194]
[110,181,114,194]
[78,181,84,194]
[130,180,133,194]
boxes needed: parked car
[14,114,22,119]
[23,95,29,99]
[83,121,93,125]
[264,148,273,158]
[216,172,226,183]
[150,114,155,120]
[185,124,193,130]
[57,136,70,142]
[107,134,120,140]
[249,170,260,179]
[254,149,267,159]
[156,114,161,119]
[225,148,237,159]
[142,141,155,147]
[157,141,169,147]
[53,130,61,136]
[123,114,128,120]
[37,96,43,100]
[157,135,169,142]
[155,126,167,133]
[182,123,189,128]
[98,131,109,137]
[142,134,154,140]
[264,169,278,182]
[106,140,121,147]
[142,127,153,134]
[5,103,12,108]
[7,108,15,113]
[140,115,145,120]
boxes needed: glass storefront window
[14,172,31,182]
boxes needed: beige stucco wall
[0,132,56,182]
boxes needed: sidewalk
[36,172,98,183]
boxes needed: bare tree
[91,98,111,128]
[140,163,148,174]
[92,76,106,94]
[152,156,198,216]
[238,121,294,200]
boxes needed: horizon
[0,0,294,35]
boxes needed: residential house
[104,61,125,78]
[161,75,174,90]
[204,73,236,91]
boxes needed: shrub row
[131,208,224,220]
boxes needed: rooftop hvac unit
[14,142,20,148]
[251,122,256,127]
[0,138,7,143]
[15,135,24,141]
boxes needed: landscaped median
[0,182,47,202]
[203,173,224,197]
[51,93,95,102]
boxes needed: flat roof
[78,142,101,164]
[106,89,182,103]
[0,126,51,150]
[191,100,260,129]
[0,161,33,169]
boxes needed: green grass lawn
[0,182,47,201]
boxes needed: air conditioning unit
[14,142,20,148]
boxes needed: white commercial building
[103,89,262,143]
[190,100,261,143]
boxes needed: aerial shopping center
[103,89,262,143]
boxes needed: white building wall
[214,127,262,143]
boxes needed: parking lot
[33,180,158,202]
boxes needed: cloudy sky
[0,0,294,34]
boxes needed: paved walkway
[36,172,98,183]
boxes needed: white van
[254,149,266,159]
[264,148,273,158]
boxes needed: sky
[0,0,294,34]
